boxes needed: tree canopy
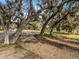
[0,0,79,44]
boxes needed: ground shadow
[44,33,79,44]
[15,32,79,53]
[18,32,79,53]
[34,34,79,53]
[14,44,43,59]
[0,43,43,59]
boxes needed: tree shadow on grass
[19,33,79,53]
[44,33,79,44]
[34,34,79,53]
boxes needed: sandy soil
[0,41,79,59]
[0,30,79,59]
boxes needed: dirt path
[21,42,79,59]
[0,30,79,59]
[0,42,79,59]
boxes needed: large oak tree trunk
[4,28,9,44]
[40,2,66,35]
[40,10,59,35]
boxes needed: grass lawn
[44,31,79,40]
[62,34,79,39]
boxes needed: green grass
[44,31,79,40]
[63,34,79,39]
[54,32,79,39]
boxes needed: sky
[0,0,6,4]
[0,0,40,6]
[0,0,69,10]
[63,3,70,10]
[33,0,40,11]
[0,0,40,10]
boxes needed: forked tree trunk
[40,2,66,35]
[40,10,59,35]
[11,28,22,43]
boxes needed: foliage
[0,0,79,44]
